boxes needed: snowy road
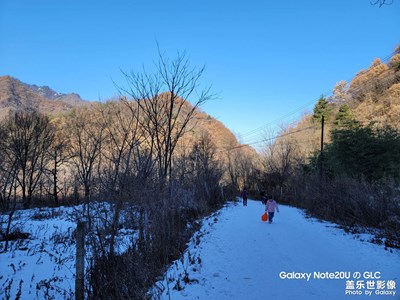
[158,200,400,300]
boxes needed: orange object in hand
[261,213,268,222]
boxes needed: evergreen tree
[313,96,332,124]
[333,104,359,129]
[321,125,400,181]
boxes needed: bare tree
[67,107,105,204]
[0,125,18,212]
[224,143,244,194]
[0,112,53,251]
[189,132,224,207]
[0,123,19,252]
[46,128,71,205]
[99,101,141,193]
[2,112,54,208]
[97,99,145,256]
[262,130,300,197]
[330,80,350,104]
[119,48,214,182]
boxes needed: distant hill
[0,75,88,118]
[0,75,254,159]
[103,94,256,160]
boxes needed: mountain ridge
[0,75,88,118]
[0,75,254,157]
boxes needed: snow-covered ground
[1,200,399,299]
[0,206,78,299]
[0,203,138,299]
[154,200,400,300]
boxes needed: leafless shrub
[31,209,62,221]
[285,174,400,246]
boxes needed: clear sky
[1,0,399,145]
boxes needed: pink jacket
[265,200,279,213]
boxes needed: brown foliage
[0,76,88,119]
[273,47,400,163]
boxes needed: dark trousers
[268,212,274,222]
[243,198,247,206]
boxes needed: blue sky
[1,0,399,144]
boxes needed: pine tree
[333,104,359,129]
[313,96,332,124]
[322,125,400,181]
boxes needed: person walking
[265,195,279,223]
[241,188,248,206]
[260,191,267,205]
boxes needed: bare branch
[370,0,393,7]
[118,48,215,180]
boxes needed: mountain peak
[0,75,88,118]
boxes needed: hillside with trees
[0,52,257,298]
[278,45,400,155]
[255,45,400,249]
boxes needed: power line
[178,50,399,155]
[226,51,399,152]
[239,50,398,143]
[220,125,316,153]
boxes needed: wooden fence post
[76,221,85,300]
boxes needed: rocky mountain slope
[0,75,87,118]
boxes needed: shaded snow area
[0,206,78,299]
[153,200,399,300]
[0,203,138,299]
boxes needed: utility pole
[320,115,325,178]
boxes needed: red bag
[261,213,268,222]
